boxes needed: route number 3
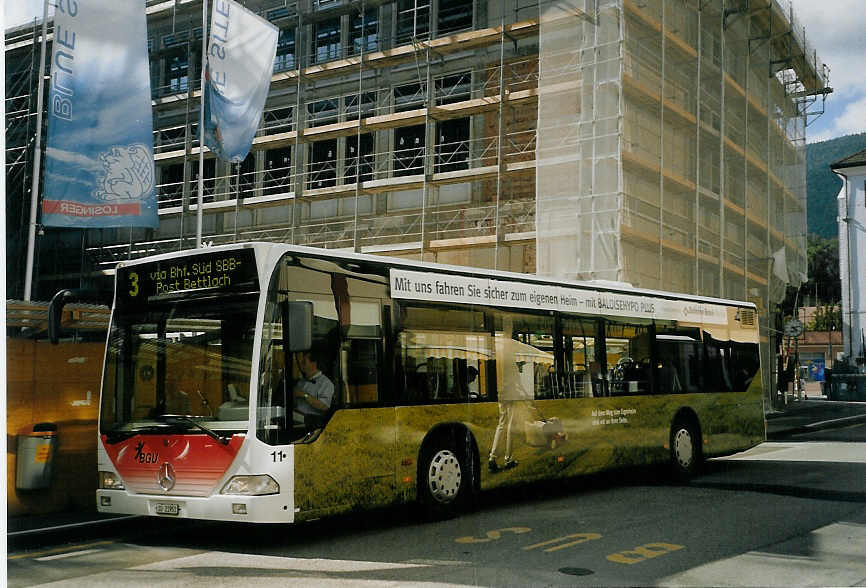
[128,272,139,297]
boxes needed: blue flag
[204,0,278,163]
[42,0,157,228]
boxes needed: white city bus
[96,242,764,522]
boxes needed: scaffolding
[6,0,829,398]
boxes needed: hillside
[806,132,866,238]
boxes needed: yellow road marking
[607,542,684,564]
[8,540,115,561]
[455,527,532,544]
[523,533,602,552]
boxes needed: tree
[780,235,841,316]
[807,304,843,331]
[805,235,841,303]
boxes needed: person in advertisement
[488,316,529,473]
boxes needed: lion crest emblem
[93,144,154,202]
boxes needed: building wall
[6,339,104,515]
[836,165,866,366]
[6,0,822,290]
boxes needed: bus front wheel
[418,438,472,519]
[669,418,702,480]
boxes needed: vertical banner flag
[42,0,157,228]
[204,0,278,163]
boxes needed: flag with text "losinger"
[203,0,278,163]
[42,0,157,228]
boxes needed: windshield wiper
[103,424,171,444]
[158,414,230,445]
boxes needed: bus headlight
[220,475,279,496]
[99,471,125,490]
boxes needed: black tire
[418,435,473,520]
[669,418,702,480]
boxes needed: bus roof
[115,241,758,310]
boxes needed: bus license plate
[154,502,179,516]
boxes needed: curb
[7,514,140,538]
[767,412,866,439]
[7,515,144,553]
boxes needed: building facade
[6,0,828,396]
[831,148,866,368]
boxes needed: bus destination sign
[117,249,258,307]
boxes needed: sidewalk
[765,397,866,438]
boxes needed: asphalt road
[784,420,866,442]
[8,439,866,587]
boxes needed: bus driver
[293,349,335,429]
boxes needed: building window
[345,133,374,183]
[162,31,188,48]
[395,125,425,177]
[165,53,188,94]
[156,124,186,152]
[307,98,339,127]
[158,163,184,208]
[345,92,377,121]
[395,82,426,112]
[438,0,473,35]
[314,18,341,64]
[264,147,292,196]
[396,0,430,43]
[274,28,296,72]
[190,159,216,202]
[238,152,257,199]
[350,9,378,55]
[309,139,338,188]
[267,7,290,20]
[435,118,469,173]
[435,71,471,105]
[262,106,293,134]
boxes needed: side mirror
[282,300,312,352]
[48,288,112,344]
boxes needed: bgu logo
[134,441,159,464]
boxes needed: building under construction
[5,0,828,391]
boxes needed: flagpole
[196,0,208,248]
[24,0,50,301]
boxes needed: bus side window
[345,337,380,405]
[655,325,703,394]
[561,316,600,398]
[396,302,492,405]
[340,280,389,407]
[606,320,652,396]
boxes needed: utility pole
[24,0,50,300]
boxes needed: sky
[4,0,866,143]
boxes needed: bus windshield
[100,294,258,438]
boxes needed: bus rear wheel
[418,438,472,519]
[670,419,702,480]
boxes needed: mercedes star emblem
[157,462,176,492]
